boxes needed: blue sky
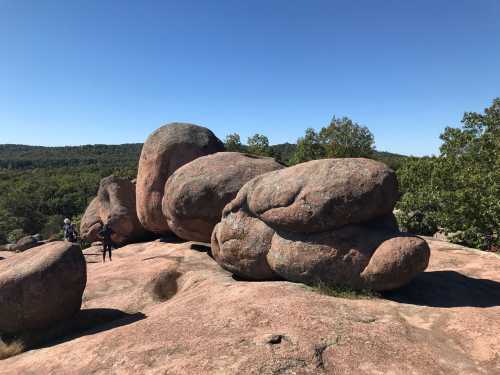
[0,0,499,156]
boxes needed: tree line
[0,100,498,250]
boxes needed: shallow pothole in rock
[146,270,182,302]
[261,334,289,346]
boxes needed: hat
[64,218,71,224]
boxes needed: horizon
[0,141,410,158]
[1,1,499,156]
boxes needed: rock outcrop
[80,197,102,243]
[2,238,499,374]
[0,235,46,253]
[163,152,284,242]
[136,123,224,235]
[80,176,148,245]
[212,158,430,290]
[0,241,86,334]
[97,176,148,244]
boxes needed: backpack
[65,224,77,242]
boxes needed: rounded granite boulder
[136,123,225,235]
[241,158,399,233]
[212,158,430,291]
[163,152,283,242]
[0,241,87,334]
[81,176,148,245]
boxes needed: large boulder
[136,123,225,235]
[241,158,399,233]
[0,241,86,334]
[97,176,147,244]
[80,177,148,245]
[163,152,284,242]
[212,158,430,291]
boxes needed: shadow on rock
[190,243,211,252]
[231,273,284,282]
[158,234,185,244]
[3,308,146,353]
[383,271,500,308]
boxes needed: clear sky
[0,0,499,156]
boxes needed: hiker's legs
[103,243,112,262]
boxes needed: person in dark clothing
[63,218,78,242]
[99,223,114,263]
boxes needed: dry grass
[0,338,25,360]
[304,281,380,299]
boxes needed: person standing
[99,223,114,263]
[63,218,77,242]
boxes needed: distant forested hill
[0,143,143,169]
[0,143,407,170]
[0,144,144,244]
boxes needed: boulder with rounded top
[163,152,283,242]
[136,123,224,235]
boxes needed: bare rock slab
[2,239,499,374]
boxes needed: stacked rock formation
[163,152,284,242]
[0,241,86,334]
[212,158,431,291]
[80,176,147,245]
[136,123,225,235]
[78,123,430,292]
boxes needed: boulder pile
[0,241,86,334]
[77,124,430,292]
[212,158,430,291]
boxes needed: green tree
[319,116,375,158]
[247,134,271,156]
[397,98,500,249]
[224,133,244,152]
[290,128,326,165]
[7,229,25,244]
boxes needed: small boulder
[360,236,431,291]
[0,241,87,334]
[9,235,43,253]
[164,152,283,242]
[136,123,225,235]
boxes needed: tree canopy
[397,98,499,249]
[247,134,271,156]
